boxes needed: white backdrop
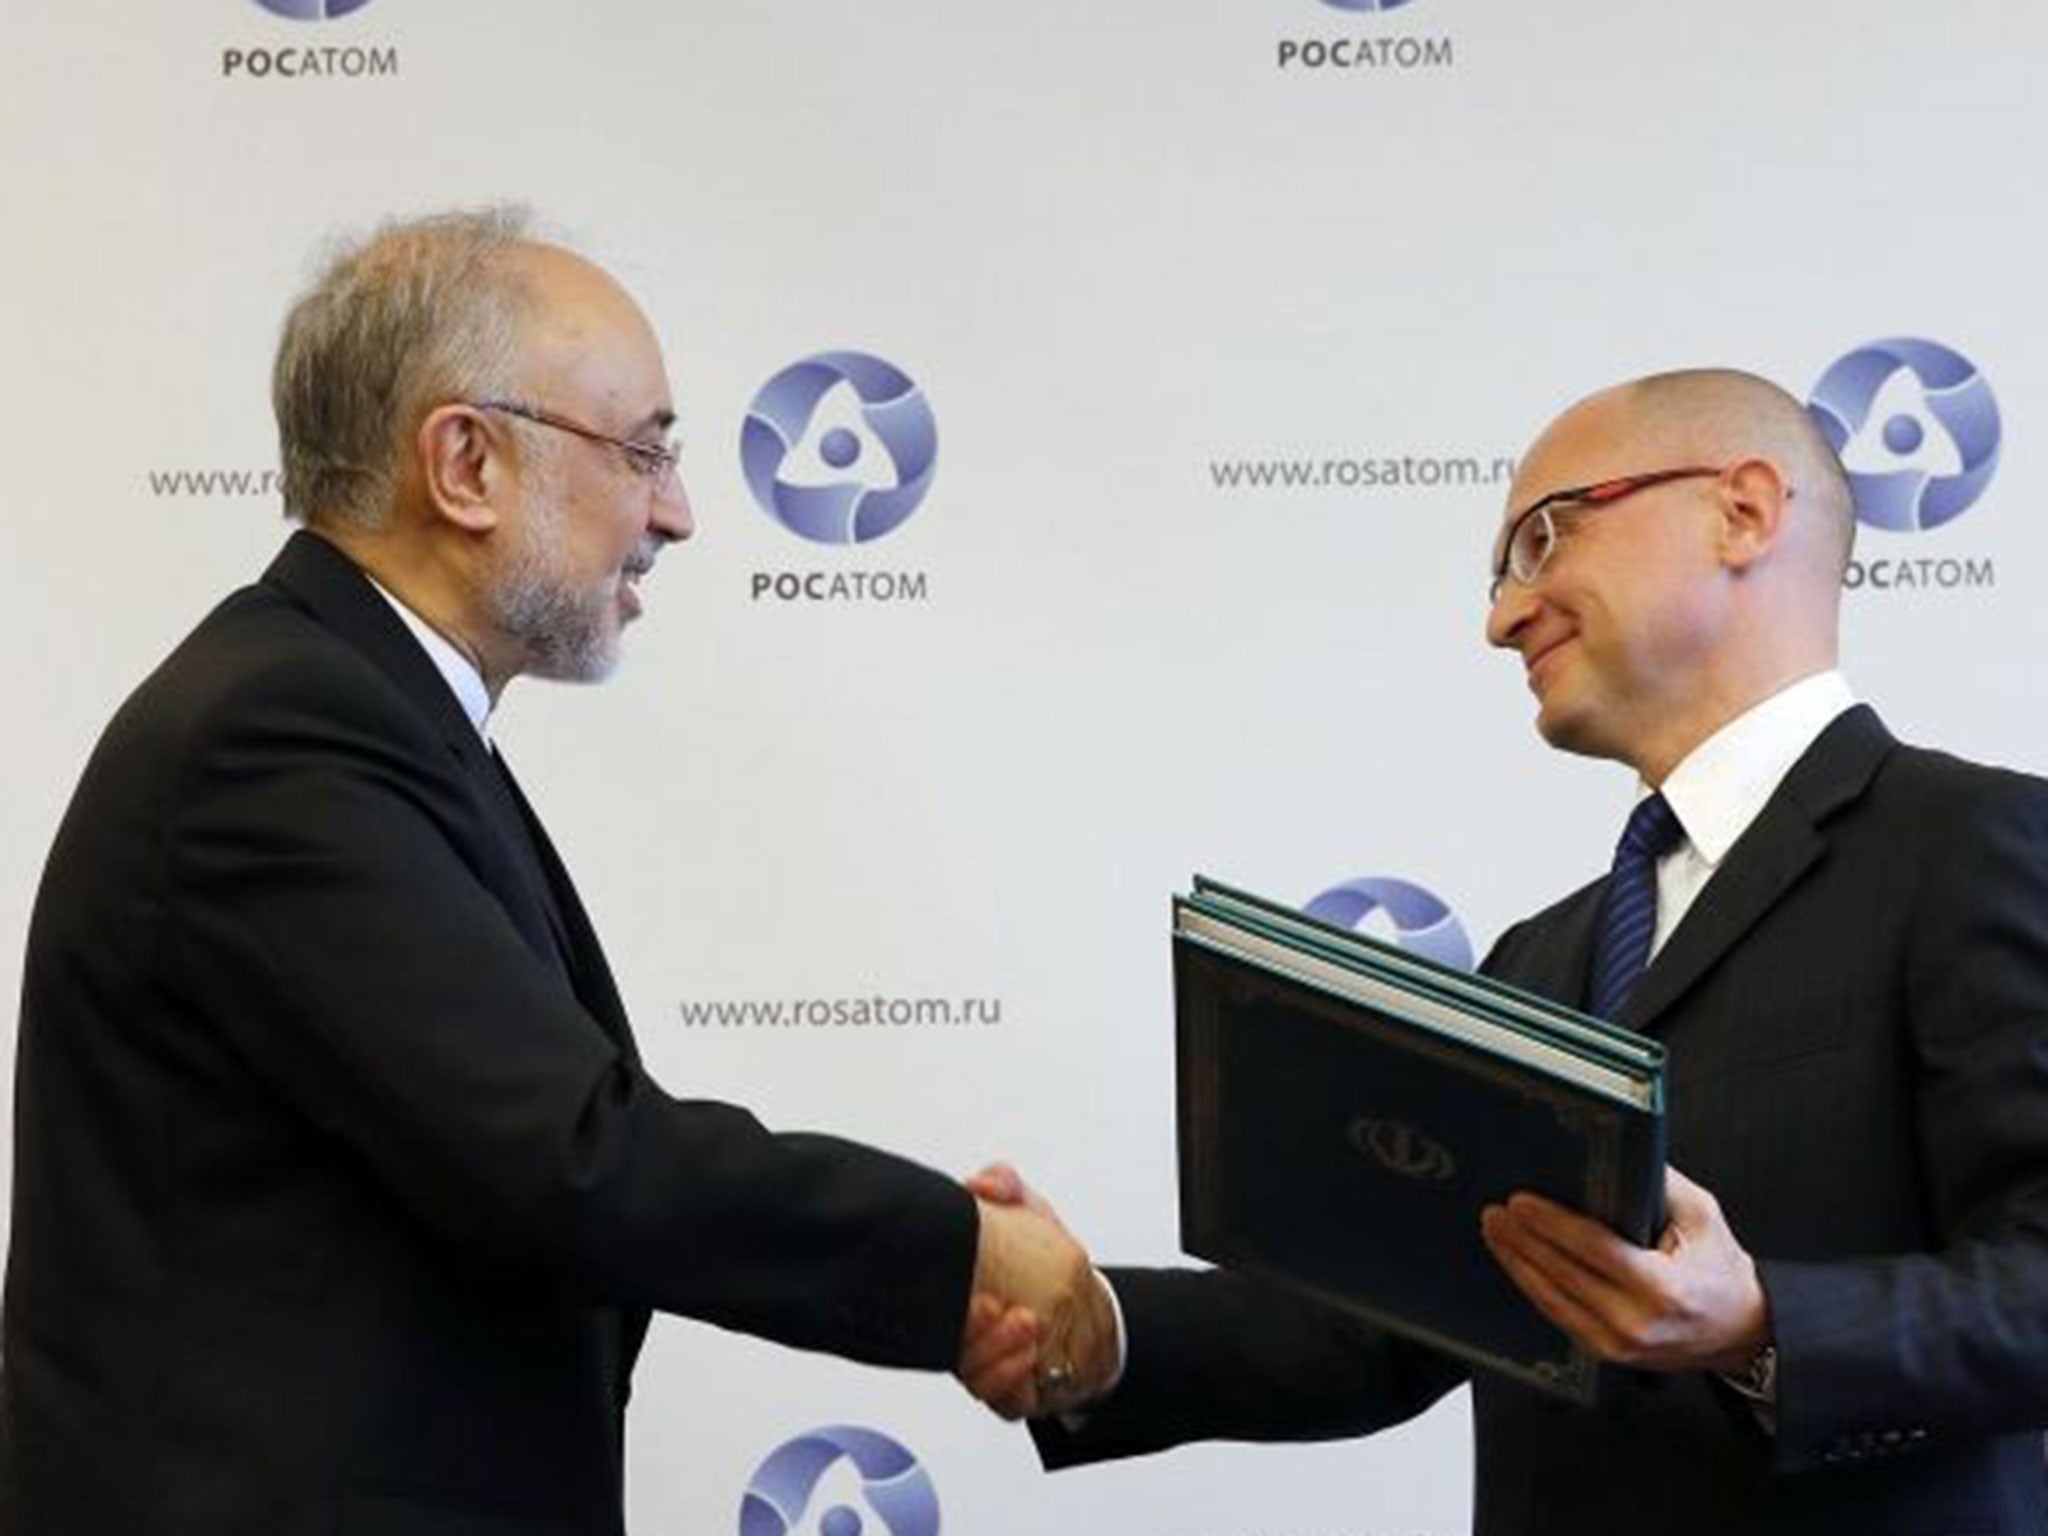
[4,3,2044,1533]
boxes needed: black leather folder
[1174,876,1666,1403]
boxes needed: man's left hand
[1481,1166,1768,1374]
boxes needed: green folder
[1174,875,1667,1403]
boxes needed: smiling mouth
[1523,636,1573,687]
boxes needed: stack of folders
[1172,875,1666,1404]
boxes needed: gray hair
[272,206,538,530]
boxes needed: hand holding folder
[1480,1166,1770,1381]
[1173,875,1668,1403]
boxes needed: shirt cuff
[1056,1270,1129,1430]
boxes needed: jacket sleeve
[1032,1266,1467,1468]
[157,656,976,1371]
[1763,769,2048,1471]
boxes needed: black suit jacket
[1,532,978,1536]
[1038,707,2048,1535]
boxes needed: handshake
[958,1164,1119,1419]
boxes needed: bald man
[0,210,1087,1536]
[983,371,2048,1533]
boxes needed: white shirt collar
[362,575,493,743]
[1654,669,1857,867]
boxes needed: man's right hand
[958,1164,1119,1419]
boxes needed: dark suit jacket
[1037,707,2048,1535]
[0,532,978,1536]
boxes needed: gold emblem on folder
[1350,1117,1457,1183]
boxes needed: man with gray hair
[0,209,1086,1535]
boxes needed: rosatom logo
[250,0,375,17]
[742,352,938,545]
[1304,876,1474,971]
[1807,339,2001,533]
[741,1426,940,1536]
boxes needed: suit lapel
[492,753,638,1059]
[258,532,592,996]
[1622,705,1895,1034]
[473,748,581,972]
[1504,882,1606,1009]
[264,530,482,757]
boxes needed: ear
[1717,457,1792,573]
[416,404,503,535]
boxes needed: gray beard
[489,491,621,685]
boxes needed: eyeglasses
[1488,465,1725,604]
[471,399,681,488]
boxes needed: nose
[1485,576,1536,650]
[650,470,694,543]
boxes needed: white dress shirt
[363,575,493,744]
[1646,670,1858,958]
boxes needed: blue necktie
[1587,792,1685,1020]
